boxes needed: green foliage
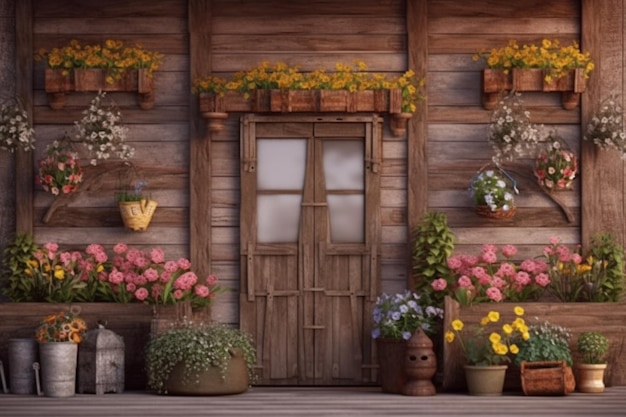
[145,321,257,394]
[577,331,609,364]
[514,320,573,367]
[1,233,43,301]
[584,232,625,302]
[412,211,455,308]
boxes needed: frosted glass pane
[257,194,302,243]
[257,139,307,190]
[323,141,364,190]
[327,195,364,243]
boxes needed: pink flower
[135,287,149,301]
[481,250,497,264]
[457,275,473,289]
[44,242,59,252]
[173,289,184,300]
[164,261,178,273]
[150,248,165,264]
[177,258,191,270]
[514,271,531,286]
[126,283,136,292]
[143,268,159,282]
[206,275,218,285]
[113,243,128,254]
[549,236,561,245]
[108,269,124,285]
[482,244,497,254]
[194,285,210,298]
[447,256,463,270]
[431,278,447,291]
[151,284,163,299]
[59,251,72,263]
[485,287,503,302]
[502,244,517,257]
[571,253,582,264]
[535,273,551,287]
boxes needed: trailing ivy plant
[145,320,257,394]
[412,211,455,309]
[0,233,43,301]
[584,232,625,302]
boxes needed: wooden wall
[427,0,583,260]
[5,0,624,327]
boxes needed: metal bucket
[39,342,78,397]
[8,338,38,394]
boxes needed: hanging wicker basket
[475,205,517,220]
[119,199,158,231]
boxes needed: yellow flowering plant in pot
[445,306,529,367]
[445,305,529,395]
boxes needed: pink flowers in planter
[95,243,222,308]
[431,244,551,305]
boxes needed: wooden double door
[239,115,382,385]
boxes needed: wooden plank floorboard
[1,386,626,416]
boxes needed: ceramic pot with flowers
[371,291,443,394]
[35,310,88,397]
[445,305,529,395]
[534,132,578,191]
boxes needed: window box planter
[482,68,586,110]
[198,88,410,136]
[44,68,155,110]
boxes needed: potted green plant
[514,320,576,395]
[145,320,257,395]
[576,331,610,393]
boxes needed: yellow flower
[452,319,464,331]
[502,324,513,335]
[509,344,519,354]
[53,266,65,280]
[489,332,501,344]
[487,311,500,322]
[492,341,508,355]
[514,306,524,316]
[445,331,455,343]
[480,316,490,326]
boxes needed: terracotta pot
[576,363,607,393]
[464,365,507,396]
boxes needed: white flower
[488,92,540,162]
[585,94,626,157]
[75,91,133,165]
[0,101,35,152]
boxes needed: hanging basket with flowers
[469,166,518,220]
[36,136,83,196]
[534,131,578,191]
[584,94,626,159]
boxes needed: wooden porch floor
[1,386,626,417]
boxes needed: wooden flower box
[482,68,586,110]
[44,68,155,110]
[198,88,409,136]
[442,296,626,392]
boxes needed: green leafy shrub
[514,320,573,366]
[577,331,609,364]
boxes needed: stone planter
[164,348,249,395]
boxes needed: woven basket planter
[119,199,158,231]
[475,205,517,220]
[520,361,575,396]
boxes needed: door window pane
[257,194,302,242]
[327,195,364,243]
[257,139,307,190]
[323,140,364,190]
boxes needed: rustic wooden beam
[580,0,625,251]
[406,0,428,288]
[15,0,33,235]
[189,0,213,292]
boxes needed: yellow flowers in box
[193,61,425,113]
[473,38,594,83]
